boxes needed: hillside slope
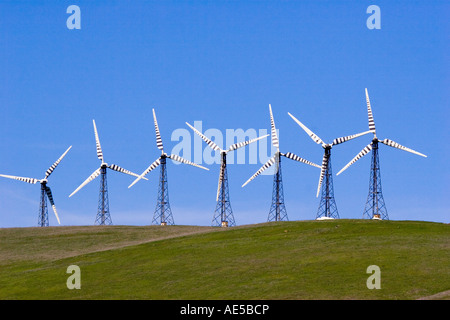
[0,220,448,299]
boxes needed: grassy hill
[0,219,448,300]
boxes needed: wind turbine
[69,120,144,225]
[336,88,427,220]
[186,121,268,227]
[128,109,209,225]
[0,145,72,226]
[288,112,371,220]
[242,104,321,222]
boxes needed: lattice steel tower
[267,153,288,222]
[242,105,320,222]
[212,152,235,227]
[38,182,50,227]
[95,165,112,225]
[152,155,175,225]
[316,147,339,219]
[362,139,388,220]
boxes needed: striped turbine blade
[316,153,329,198]
[108,164,143,178]
[69,168,101,197]
[282,152,321,168]
[0,174,39,184]
[169,154,208,170]
[336,142,373,176]
[152,109,164,151]
[242,155,277,187]
[380,139,427,157]
[365,88,377,135]
[186,122,222,151]
[45,186,60,224]
[128,158,161,188]
[269,104,279,149]
[227,134,269,152]
[45,145,72,179]
[287,112,324,145]
[92,120,104,161]
[331,131,371,146]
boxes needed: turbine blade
[128,158,161,188]
[365,88,377,135]
[152,108,164,152]
[282,152,321,169]
[45,186,60,224]
[186,122,222,151]
[242,154,277,187]
[108,164,148,180]
[288,112,324,145]
[336,143,373,176]
[331,130,371,146]
[216,163,226,201]
[93,120,104,162]
[380,139,427,157]
[316,153,329,198]
[269,104,279,150]
[69,168,101,197]
[227,134,269,152]
[45,145,72,179]
[0,174,39,184]
[168,154,209,170]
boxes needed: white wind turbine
[288,112,371,219]
[128,109,209,226]
[0,145,72,226]
[242,105,321,221]
[186,121,268,227]
[69,120,144,225]
[336,88,427,220]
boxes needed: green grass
[0,220,448,299]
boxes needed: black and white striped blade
[380,139,427,158]
[288,112,325,146]
[316,153,329,198]
[108,164,148,179]
[227,134,269,152]
[69,167,101,197]
[241,154,277,187]
[44,185,60,224]
[365,88,377,135]
[331,130,371,146]
[128,158,161,188]
[168,154,209,170]
[336,142,373,176]
[216,162,226,201]
[186,122,222,152]
[269,104,279,150]
[0,174,39,184]
[152,108,164,152]
[282,152,321,169]
[92,120,104,162]
[45,145,72,179]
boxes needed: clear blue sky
[0,0,448,227]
